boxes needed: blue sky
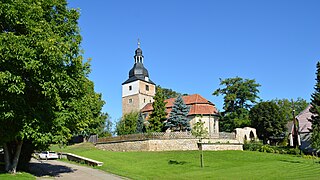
[67,0,320,122]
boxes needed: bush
[259,145,275,153]
[303,155,318,160]
[287,148,300,155]
[243,141,263,151]
[244,141,303,156]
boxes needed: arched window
[250,131,255,141]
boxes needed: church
[122,41,220,134]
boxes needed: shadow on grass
[279,160,302,164]
[168,160,188,165]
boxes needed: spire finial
[137,38,141,48]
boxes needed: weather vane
[137,38,141,48]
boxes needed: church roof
[287,104,312,134]
[141,94,219,117]
[296,104,312,133]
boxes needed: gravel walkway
[29,158,125,180]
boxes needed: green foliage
[309,62,320,151]
[116,112,139,135]
[243,141,263,151]
[165,95,190,131]
[259,145,275,153]
[191,119,208,139]
[0,172,35,179]
[0,0,106,172]
[213,77,261,112]
[249,101,287,143]
[157,86,185,99]
[220,108,251,132]
[272,98,308,122]
[244,141,302,155]
[98,116,113,138]
[136,113,145,133]
[213,77,260,132]
[148,86,167,132]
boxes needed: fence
[87,135,98,143]
[97,132,236,144]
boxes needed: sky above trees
[67,0,320,121]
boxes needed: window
[129,86,132,91]
[129,99,133,104]
[144,98,146,103]
[146,85,149,91]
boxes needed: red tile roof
[141,94,218,117]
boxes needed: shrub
[244,141,303,156]
[259,145,275,153]
[243,141,263,151]
[287,148,300,155]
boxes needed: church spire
[134,39,144,63]
[122,40,155,85]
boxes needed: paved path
[29,158,125,180]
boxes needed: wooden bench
[64,153,103,166]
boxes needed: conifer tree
[309,62,320,151]
[136,113,145,133]
[148,87,167,132]
[165,95,191,131]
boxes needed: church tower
[122,41,156,115]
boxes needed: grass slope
[57,143,320,180]
[0,172,35,180]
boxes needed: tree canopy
[116,112,139,135]
[249,101,287,144]
[165,95,190,131]
[213,77,261,132]
[272,98,308,122]
[0,0,106,173]
[157,86,186,99]
[309,62,320,151]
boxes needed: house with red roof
[141,94,220,134]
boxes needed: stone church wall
[96,139,243,152]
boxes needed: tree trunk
[10,141,23,173]
[3,141,23,174]
[3,143,10,172]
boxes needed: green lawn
[0,172,35,180]
[55,143,320,180]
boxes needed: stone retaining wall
[96,139,243,152]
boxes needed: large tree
[148,86,167,132]
[165,95,190,131]
[249,101,287,144]
[213,77,261,131]
[0,0,106,173]
[116,112,139,136]
[272,98,308,122]
[309,62,320,151]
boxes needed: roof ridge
[296,104,311,119]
